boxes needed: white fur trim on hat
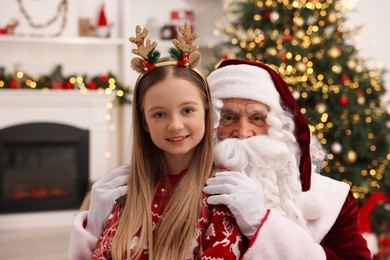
[207,64,281,111]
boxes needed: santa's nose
[231,119,256,139]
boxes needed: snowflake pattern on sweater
[92,171,246,259]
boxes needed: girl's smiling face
[142,77,205,167]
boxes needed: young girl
[91,23,246,259]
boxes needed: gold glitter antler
[172,22,199,54]
[170,22,201,68]
[129,25,160,73]
[129,25,157,59]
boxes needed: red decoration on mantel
[9,79,18,89]
[65,81,73,89]
[88,81,97,89]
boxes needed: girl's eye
[183,108,194,115]
[153,112,165,119]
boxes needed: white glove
[86,166,128,237]
[68,211,98,260]
[203,171,266,239]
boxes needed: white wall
[347,0,390,91]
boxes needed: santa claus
[203,59,371,259]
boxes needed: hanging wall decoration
[16,0,68,37]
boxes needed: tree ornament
[265,47,277,56]
[324,27,336,37]
[356,65,363,73]
[296,61,306,72]
[335,25,343,34]
[307,15,317,25]
[315,102,327,113]
[295,29,305,39]
[311,36,321,45]
[357,96,366,105]
[315,51,324,59]
[281,52,288,61]
[339,95,348,105]
[328,46,342,58]
[341,75,351,85]
[347,60,356,69]
[328,12,337,23]
[294,16,304,27]
[292,90,301,100]
[332,64,342,74]
[331,142,342,154]
[270,11,280,23]
[345,150,358,163]
[264,11,271,19]
[284,33,292,41]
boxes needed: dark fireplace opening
[0,122,89,213]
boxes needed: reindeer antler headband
[129,22,204,82]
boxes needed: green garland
[0,65,132,105]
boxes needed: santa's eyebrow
[246,108,268,116]
[220,108,239,113]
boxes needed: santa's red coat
[243,173,371,259]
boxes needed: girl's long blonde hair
[111,64,214,259]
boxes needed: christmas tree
[214,0,390,204]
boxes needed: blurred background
[0,0,389,259]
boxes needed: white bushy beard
[214,112,308,229]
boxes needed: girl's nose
[167,116,184,131]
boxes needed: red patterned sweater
[92,170,247,259]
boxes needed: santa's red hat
[208,59,312,191]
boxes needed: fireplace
[0,122,89,213]
[0,89,123,230]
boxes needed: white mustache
[214,135,293,173]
